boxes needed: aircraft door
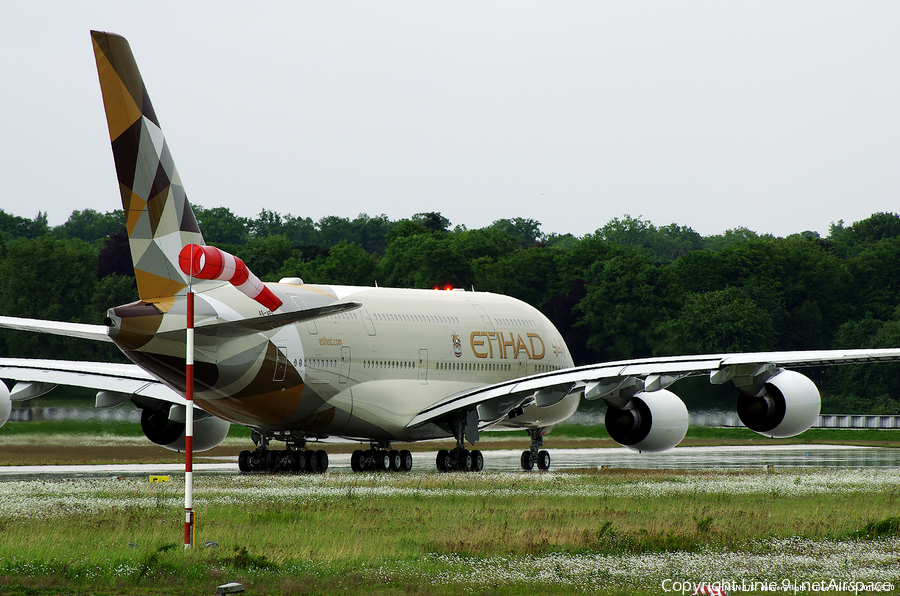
[517,349,528,378]
[417,348,428,384]
[471,304,495,332]
[359,305,376,336]
[339,345,351,383]
[274,343,288,381]
[291,296,318,334]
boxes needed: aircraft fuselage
[106,283,578,444]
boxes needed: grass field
[1,461,899,592]
[0,470,898,595]
[1,421,900,594]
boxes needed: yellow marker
[149,475,170,483]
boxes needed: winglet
[91,31,204,300]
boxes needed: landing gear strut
[350,442,413,472]
[436,410,484,473]
[238,435,329,474]
[521,427,551,471]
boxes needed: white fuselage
[291,285,579,442]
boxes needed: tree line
[2,206,900,415]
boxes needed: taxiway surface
[1,444,897,481]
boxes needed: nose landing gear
[520,427,551,471]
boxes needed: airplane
[1,30,899,474]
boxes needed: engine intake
[140,405,230,452]
[737,369,820,438]
[605,389,689,453]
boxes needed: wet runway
[1,444,898,480]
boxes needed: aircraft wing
[406,348,900,429]
[0,358,182,404]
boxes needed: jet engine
[0,381,10,428]
[605,389,689,453]
[140,405,231,452]
[736,369,820,438]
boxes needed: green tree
[0,237,103,360]
[475,245,565,308]
[488,218,543,249]
[381,233,470,289]
[701,227,761,251]
[845,237,900,321]
[52,209,123,243]
[315,241,378,286]
[821,313,900,414]
[673,237,849,350]
[194,206,250,245]
[595,215,701,261]
[236,235,294,281]
[413,212,450,234]
[575,249,684,360]
[0,210,49,241]
[658,287,777,355]
[829,212,900,258]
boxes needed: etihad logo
[470,331,545,360]
[551,339,564,357]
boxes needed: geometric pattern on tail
[91,30,204,300]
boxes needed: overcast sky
[2,2,899,238]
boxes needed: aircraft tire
[472,450,484,472]
[400,449,413,471]
[461,449,473,471]
[520,450,534,471]
[537,450,551,471]
[238,450,251,473]
[291,451,306,473]
[306,450,319,473]
[317,450,329,473]
[437,449,450,472]
[266,450,279,473]
[351,450,364,472]
[377,450,391,471]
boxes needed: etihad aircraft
[1,31,899,474]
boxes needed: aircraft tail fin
[91,30,204,300]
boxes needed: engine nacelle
[605,389,689,453]
[0,380,10,428]
[140,407,230,452]
[737,369,820,438]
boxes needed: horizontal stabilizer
[0,316,111,342]
[153,301,362,339]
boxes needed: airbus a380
[0,31,898,474]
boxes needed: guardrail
[9,408,900,429]
[690,412,900,429]
[8,407,140,423]
[816,414,900,429]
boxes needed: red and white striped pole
[184,289,195,549]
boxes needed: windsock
[178,244,283,311]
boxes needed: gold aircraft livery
[0,31,899,473]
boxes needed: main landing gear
[350,443,413,472]
[436,410,485,472]
[238,436,329,474]
[520,427,551,471]
[436,447,484,472]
